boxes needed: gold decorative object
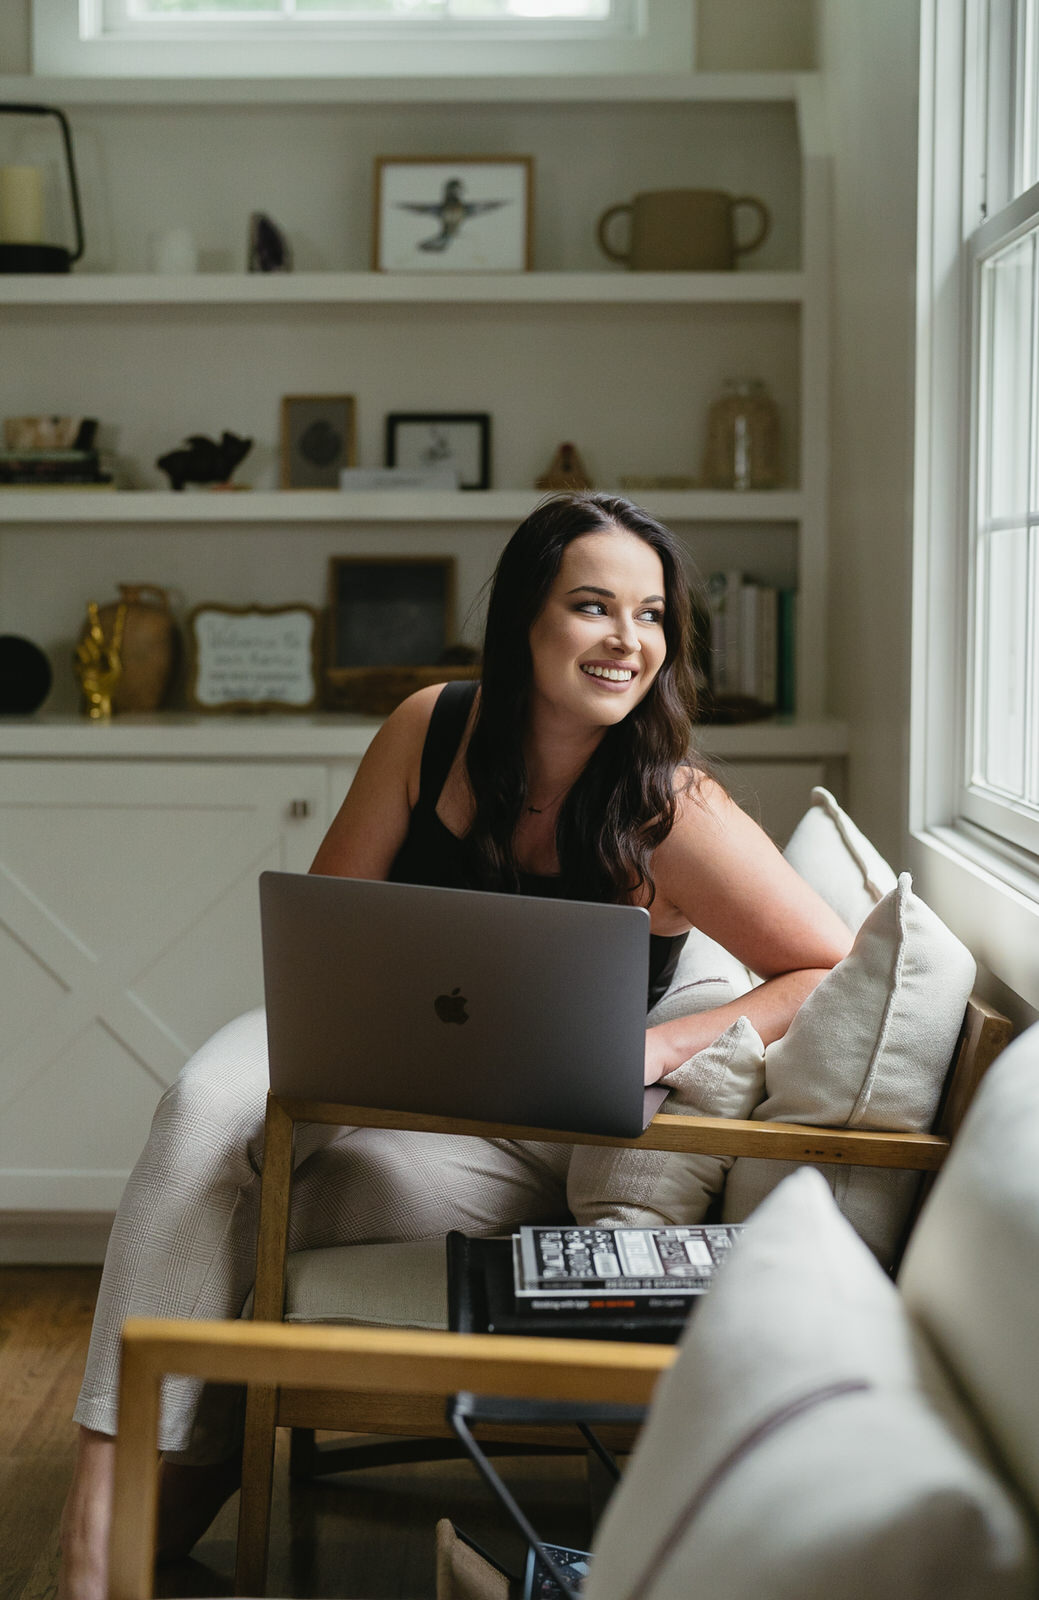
[535,442,593,491]
[74,599,127,720]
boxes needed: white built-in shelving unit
[0,69,834,729]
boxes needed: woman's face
[526,527,668,729]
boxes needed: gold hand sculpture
[75,600,128,720]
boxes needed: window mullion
[1030,239,1039,804]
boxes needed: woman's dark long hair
[465,493,701,904]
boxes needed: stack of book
[706,569,796,713]
[0,447,114,489]
[447,1223,744,1342]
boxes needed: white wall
[818,0,920,867]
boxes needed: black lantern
[0,103,85,273]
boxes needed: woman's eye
[638,609,665,625]
[576,601,607,615]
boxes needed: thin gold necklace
[525,782,572,815]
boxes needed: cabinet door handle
[289,799,311,819]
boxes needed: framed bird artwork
[372,155,534,272]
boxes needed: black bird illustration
[396,178,510,252]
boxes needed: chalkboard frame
[186,602,321,714]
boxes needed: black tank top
[388,680,688,1010]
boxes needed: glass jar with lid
[701,379,781,490]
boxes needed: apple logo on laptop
[434,987,469,1025]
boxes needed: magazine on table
[513,1223,745,1305]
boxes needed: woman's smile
[579,660,639,687]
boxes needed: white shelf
[0,271,806,307]
[0,489,806,524]
[0,712,848,762]
[0,72,807,108]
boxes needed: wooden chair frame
[111,1317,672,1600]
[234,993,1011,1595]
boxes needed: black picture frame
[385,412,491,491]
[327,556,456,669]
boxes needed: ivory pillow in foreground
[900,1024,1039,1513]
[585,1170,1037,1600]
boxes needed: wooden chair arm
[111,1319,672,1600]
[275,1096,950,1172]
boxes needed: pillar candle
[0,166,45,244]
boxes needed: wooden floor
[0,1267,599,1600]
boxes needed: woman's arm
[644,778,853,1084]
[308,685,442,880]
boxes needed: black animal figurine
[156,431,253,491]
[249,212,292,273]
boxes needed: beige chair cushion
[585,1168,1038,1600]
[284,1236,448,1328]
[722,874,976,1266]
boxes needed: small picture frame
[385,412,491,491]
[327,556,455,670]
[187,603,321,713]
[280,395,357,489]
[372,156,534,273]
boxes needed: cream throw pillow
[722,874,976,1266]
[784,784,898,930]
[585,1169,1037,1600]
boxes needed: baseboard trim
[0,1213,114,1264]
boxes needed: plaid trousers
[73,1007,571,1455]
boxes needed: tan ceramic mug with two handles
[597,188,771,271]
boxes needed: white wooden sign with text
[188,604,320,712]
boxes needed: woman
[59,493,851,1599]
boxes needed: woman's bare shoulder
[388,681,449,729]
[308,684,449,877]
[359,684,443,795]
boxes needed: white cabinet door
[0,762,330,1213]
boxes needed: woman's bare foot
[155,1452,243,1562]
[58,1427,116,1600]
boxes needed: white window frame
[911,0,1039,1009]
[31,0,694,78]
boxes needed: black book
[446,1233,689,1344]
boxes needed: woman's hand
[644,1024,677,1086]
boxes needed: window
[913,0,1039,1006]
[32,0,693,76]
[92,0,617,37]
[968,187,1039,857]
[961,0,1039,859]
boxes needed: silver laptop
[259,871,668,1138]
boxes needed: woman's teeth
[581,665,634,682]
